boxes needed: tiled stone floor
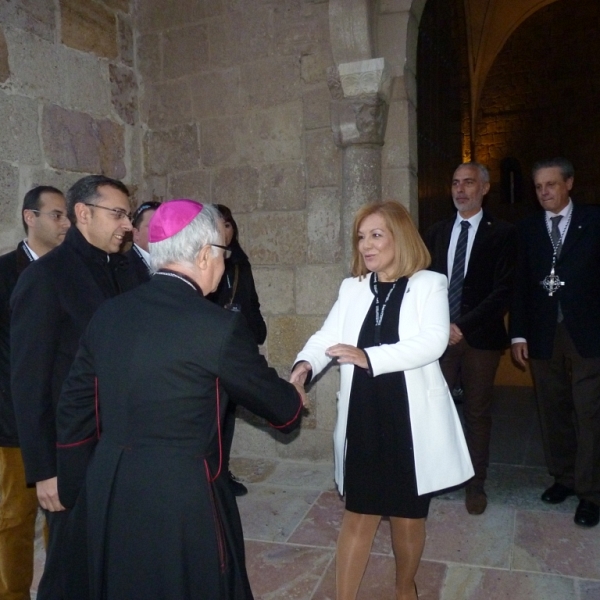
[32,387,600,599]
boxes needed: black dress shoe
[541,482,575,504]
[228,471,248,497]
[574,500,600,528]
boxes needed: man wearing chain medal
[510,158,600,527]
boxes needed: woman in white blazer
[291,202,473,600]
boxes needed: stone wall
[0,0,426,464]
[134,0,343,461]
[0,0,138,254]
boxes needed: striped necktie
[448,220,470,323]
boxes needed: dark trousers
[37,510,67,600]
[440,339,501,486]
[530,323,600,504]
[39,502,89,600]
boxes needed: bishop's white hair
[148,203,222,273]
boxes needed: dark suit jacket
[125,244,152,284]
[509,203,600,359]
[10,227,139,483]
[207,240,266,345]
[0,242,33,447]
[424,210,516,350]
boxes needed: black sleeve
[456,224,517,335]
[508,223,530,340]
[55,328,99,508]
[234,263,267,345]
[10,266,61,483]
[217,313,302,433]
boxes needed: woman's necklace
[373,272,397,345]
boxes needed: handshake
[288,344,369,412]
[289,360,311,411]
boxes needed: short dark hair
[132,201,161,229]
[66,175,130,223]
[21,185,64,233]
[532,158,574,181]
[214,204,239,243]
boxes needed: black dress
[344,277,431,518]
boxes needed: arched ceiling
[464,0,560,127]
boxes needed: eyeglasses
[209,243,232,259]
[30,210,69,222]
[84,203,132,221]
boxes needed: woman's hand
[326,344,368,369]
[290,361,311,385]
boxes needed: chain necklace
[540,207,572,296]
[154,270,198,292]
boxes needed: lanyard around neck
[373,273,397,346]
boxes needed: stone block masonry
[0,0,138,250]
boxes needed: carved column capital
[327,58,391,148]
[330,95,389,148]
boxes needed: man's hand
[511,342,529,369]
[290,361,311,386]
[291,382,310,410]
[36,477,66,512]
[448,323,464,346]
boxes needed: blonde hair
[351,201,431,279]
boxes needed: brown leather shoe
[465,484,487,515]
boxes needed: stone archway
[324,0,565,230]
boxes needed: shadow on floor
[32,386,600,599]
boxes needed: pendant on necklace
[540,265,565,296]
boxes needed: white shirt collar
[134,243,150,264]
[545,199,572,220]
[454,208,483,229]
[23,240,39,260]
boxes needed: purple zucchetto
[148,199,203,243]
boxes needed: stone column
[327,58,391,266]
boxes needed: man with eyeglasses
[10,175,141,599]
[0,186,68,600]
[126,201,162,283]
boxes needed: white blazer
[295,270,474,495]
